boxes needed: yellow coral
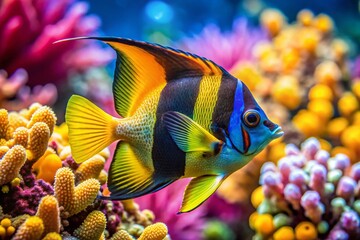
[295,221,317,240]
[54,167,100,216]
[293,110,323,137]
[42,232,62,240]
[0,109,8,139]
[260,8,286,36]
[36,195,60,236]
[297,9,313,26]
[314,61,341,87]
[308,84,333,101]
[12,216,44,240]
[331,39,349,61]
[253,214,275,236]
[298,27,320,53]
[12,127,29,148]
[21,103,42,120]
[110,230,133,240]
[27,122,50,161]
[341,125,360,151]
[280,47,300,72]
[98,170,108,185]
[272,75,301,110]
[326,117,348,139]
[251,186,264,208]
[273,226,295,240]
[138,222,168,240]
[8,112,28,130]
[352,81,360,99]
[307,99,333,121]
[73,210,106,240]
[75,154,105,183]
[32,148,62,183]
[0,145,26,185]
[313,14,333,34]
[231,63,263,91]
[0,145,9,158]
[338,92,359,117]
[27,106,57,135]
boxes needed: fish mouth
[271,126,284,139]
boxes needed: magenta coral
[0,0,113,87]
[180,19,267,71]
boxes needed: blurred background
[1,0,360,239]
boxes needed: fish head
[227,80,284,157]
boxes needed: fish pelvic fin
[179,174,226,213]
[162,111,223,156]
[66,95,119,163]
[107,141,176,199]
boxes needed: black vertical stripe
[242,83,258,111]
[211,74,238,139]
[152,76,202,179]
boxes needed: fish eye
[243,110,260,128]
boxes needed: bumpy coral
[36,195,60,236]
[0,145,26,185]
[54,167,100,216]
[75,154,105,183]
[73,210,106,240]
[138,222,168,240]
[42,232,62,240]
[26,122,51,161]
[250,138,360,239]
[12,216,44,240]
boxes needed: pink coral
[0,69,57,110]
[0,0,113,87]
[135,179,207,240]
[180,19,267,71]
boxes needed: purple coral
[0,0,113,87]
[180,19,267,71]
[251,138,360,239]
[0,69,57,110]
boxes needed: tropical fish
[62,37,284,213]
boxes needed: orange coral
[0,109,8,139]
[0,145,26,185]
[42,232,62,240]
[12,216,44,240]
[32,148,62,183]
[36,195,60,236]
[73,210,106,240]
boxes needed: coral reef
[0,104,170,239]
[180,18,266,72]
[0,0,113,87]
[250,138,360,239]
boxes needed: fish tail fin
[66,95,119,163]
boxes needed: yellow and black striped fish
[63,37,284,213]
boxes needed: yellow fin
[55,37,226,118]
[179,175,226,213]
[162,111,223,155]
[107,142,176,199]
[65,95,118,163]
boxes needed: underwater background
[0,0,360,239]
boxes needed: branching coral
[0,145,26,185]
[36,195,60,236]
[54,167,100,216]
[75,154,105,183]
[138,222,168,240]
[73,210,106,240]
[12,216,44,240]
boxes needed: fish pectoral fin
[107,142,175,199]
[162,111,223,155]
[179,175,226,213]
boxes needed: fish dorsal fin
[179,175,226,213]
[107,141,176,199]
[68,37,226,117]
[162,111,223,155]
